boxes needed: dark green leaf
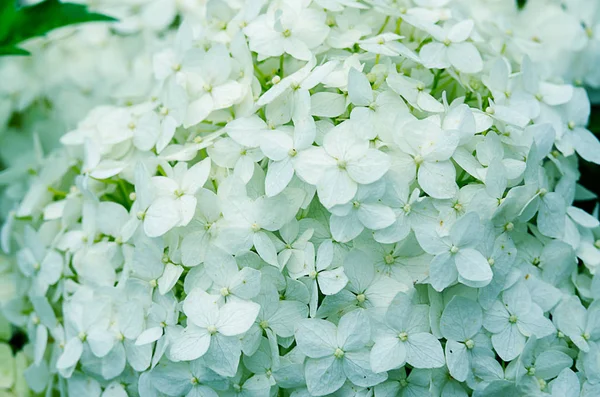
[0,0,117,56]
[516,0,527,9]
[0,1,19,42]
[0,45,30,56]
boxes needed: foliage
[0,0,115,56]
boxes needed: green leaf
[0,0,117,56]
[0,46,30,56]
[516,0,527,9]
[0,1,19,43]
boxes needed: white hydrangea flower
[295,309,386,395]
[417,212,493,290]
[399,117,460,199]
[483,282,555,361]
[439,296,490,382]
[297,239,348,317]
[143,158,211,237]
[329,180,395,243]
[420,20,483,74]
[370,291,444,373]
[244,0,330,61]
[295,120,390,208]
[170,289,259,375]
[553,296,600,352]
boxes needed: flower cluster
[0,0,206,214]
[2,0,600,396]
[0,27,157,223]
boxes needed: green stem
[416,37,432,52]
[279,54,284,77]
[47,186,68,198]
[253,63,268,83]
[431,69,444,91]
[118,179,132,206]
[377,16,390,35]
[395,18,402,35]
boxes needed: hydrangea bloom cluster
[0,27,157,221]
[2,0,600,396]
[0,0,208,216]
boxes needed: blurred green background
[580,107,600,205]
